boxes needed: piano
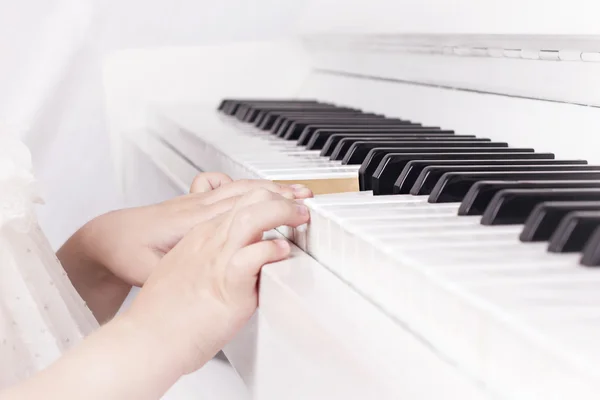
[106,7,600,399]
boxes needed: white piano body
[104,3,600,398]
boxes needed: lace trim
[0,137,43,232]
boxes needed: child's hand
[126,189,310,374]
[188,172,233,193]
[82,174,312,286]
[1,189,310,400]
[58,173,312,322]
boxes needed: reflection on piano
[115,28,600,400]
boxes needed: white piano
[104,2,600,398]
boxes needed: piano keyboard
[153,98,600,398]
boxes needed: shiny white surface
[297,71,600,164]
[151,106,359,183]
[234,231,490,400]
[304,35,600,107]
[126,127,491,399]
[300,192,600,399]
[295,0,600,35]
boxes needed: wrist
[57,217,132,323]
[31,312,188,399]
[126,288,233,374]
[109,312,188,382]
[74,215,111,269]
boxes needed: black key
[217,98,233,111]
[459,179,597,215]
[378,159,588,196]
[221,99,322,116]
[581,227,600,266]
[547,211,600,252]
[302,127,451,148]
[311,128,451,150]
[343,144,524,166]
[273,114,389,135]
[218,99,236,111]
[235,102,332,121]
[268,111,377,132]
[296,123,432,146]
[294,124,426,144]
[300,125,445,147]
[269,112,373,132]
[232,103,324,121]
[363,152,556,192]
[223,99,322,108]
[459,180,600,216]
[520,200,600,242]
[332,138,496,161]
[267,111,374,132]
[481,188,600,225]
[280,118,413,139]
[256,108,361,128]
[339,141,510,164]
[329,136,479,154]
[427,171,600,204]
[245,105,352,123]
[309,131,459,150]
[277,115,414,138]
[257,110,344,130]
[410,165,600,198]
[259,107,361,122]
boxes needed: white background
[0,0,310,249]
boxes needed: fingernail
[282,191,295,200]
[296,204,308,216]
[295,188,312,197]
[290,185,312,198]
[291,184,307,192]
[275,239,290,251]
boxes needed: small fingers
[184,189,282,248]
[200,179,312,205]
[288,184,313,200]
[186,196,238,226]
[227,239,291,296]
[232,187,285,209]
[183,211,229,249]
[190,172,233,193]
[225,198,309,251]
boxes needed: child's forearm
[57,222,132,323]
[0,312,194,400]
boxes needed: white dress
[0,137,98,388]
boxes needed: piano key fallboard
[149,96,600,399]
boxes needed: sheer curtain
[0,0,116,251]
[0,0,94,141]
[0,136,99,388]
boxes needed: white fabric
[0,138,98,388]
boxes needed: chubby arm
[0,313,187,400]
[54,172,237,323]
[56,222,132,324]
[56,174,311,323]
[1,190,309,400]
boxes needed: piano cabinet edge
[222,230,491,400]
